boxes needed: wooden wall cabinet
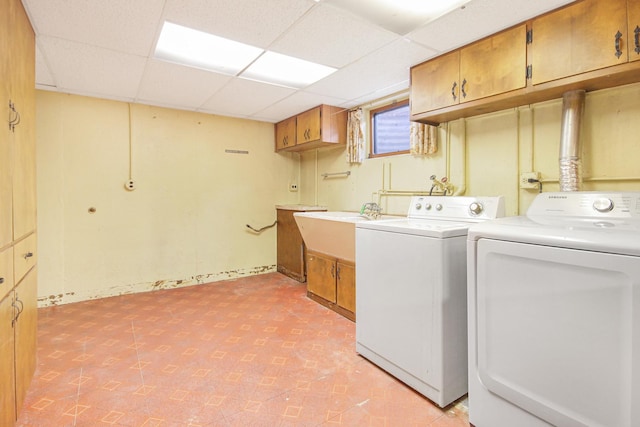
[275,116,296,150]
[411,25,526,116]
[411,0,640,125]
[275,104,347,152]
[531,0,628,85]
[1,0,37,424]
[306,250,355,321]
[629,0,640,62]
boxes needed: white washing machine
[355,195,504,407]
[467,191,640,427]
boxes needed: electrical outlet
[289,183,298,192]
[519,172,540,189]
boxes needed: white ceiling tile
[408,0,576,52]
[253,91,350,123]
[136,60,233,110]
[23,0,165,56]
[162,0,316,49]
[269,3,399,68]
[199,78,296,120]
[39,37,147,100]
[305,38,435,100]
[34,44,56,89]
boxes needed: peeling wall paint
[37,265,276,307]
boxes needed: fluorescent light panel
[154,22,336,88]
[241,51,336,89]
[155,22,263,75]
[325,0,472,34]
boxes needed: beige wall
[299,83,640,217]
[36,91,300,306]
[36,83,640,305]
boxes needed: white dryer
[467,191,640,427]
[356,195,504,407]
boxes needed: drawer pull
[0,277,4,284]
[635,26,640,55]
[24,252,33,259]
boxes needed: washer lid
[356,218,473,238]
[467,215,640,256]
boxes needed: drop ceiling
[22,0,575,123]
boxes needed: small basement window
[369,100,410,158]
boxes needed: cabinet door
[0,247,13,301]
[296,107,321,144]
[14,268,37,415]
[0,0,13,248]
[410,50,460,115]
[460,24,527,102]
[336,261,355,315]
[276,209,306,282]
[0,294,16,426]
[10,0,36,241]
[275,116,296,151]
[307,251,336,303]
[629,0,640,62]
[531,0,628,85]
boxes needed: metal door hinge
[526,29,533,44]
[526,65,533,80]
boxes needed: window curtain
[346,108,365,164]
[410,122,438,156]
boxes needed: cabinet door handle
[635,26,640,54]
[24,252,33,259]
[0,277,4,284]
[336,266,341,280]
[461,78,467,99]
[12,297,23,326]
[615,30,623,58]
[451,81,458,101]
[330,264,335,279]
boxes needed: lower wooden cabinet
[306,250,355,321]
[0,293,17,426]
[0,265,37,424]
[14,268,37,415]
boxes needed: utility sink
[293,211,396,263]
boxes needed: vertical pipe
[558,90,585,191]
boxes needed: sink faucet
[429,175,453,195]
[360,202,382,219]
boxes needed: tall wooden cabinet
[276,205,326,282]
[1,0,37,424]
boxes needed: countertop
[276,204,328,212]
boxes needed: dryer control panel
[528,192,640,219]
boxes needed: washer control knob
[425,203,432,210]
[593,198,614,213]
[415,203,422,210]
[469,202,483,216]
[435,204,443,211]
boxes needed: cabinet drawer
[0,247,13,300]
[14,233,36,284]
